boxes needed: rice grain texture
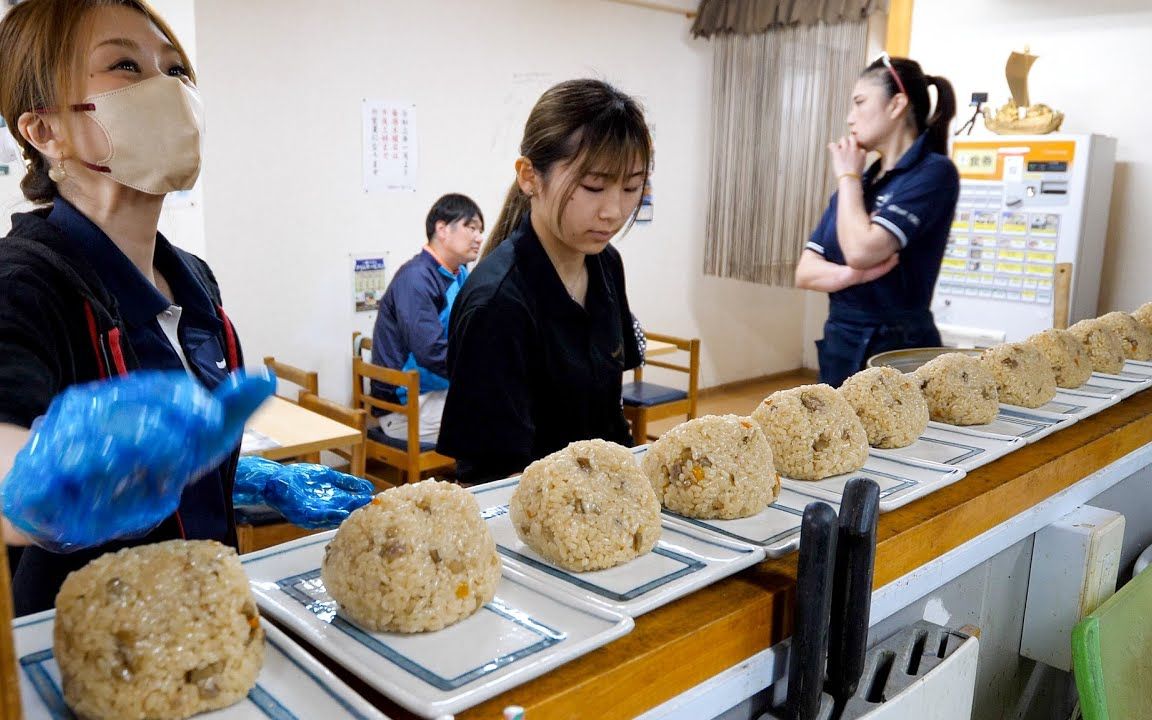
[1068,318,1126,374]
[913,353,999,425]
[642,415,779,519]
[321,480,500,633]
[1027,328,1093,389]
[839,367,929,448]
[751,384,868,480]
[510,439,661,572]
[54,540,264,720]
[1097,311,1152,361]
[980,342,1057,408]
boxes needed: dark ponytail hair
[483,78,652,258]
[863,56,956,156]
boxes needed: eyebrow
[587,170,647,179]
[95,37,180,54]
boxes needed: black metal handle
[825,478,880,703]
[786,501,838,720]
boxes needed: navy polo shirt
[46,198,233,542]
[370,248,466,407]
[806,133,960,314]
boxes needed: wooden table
[244,396,362,461]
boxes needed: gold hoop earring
[48,160,67,183]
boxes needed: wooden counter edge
[455,390,1152,720]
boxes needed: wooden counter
[299,389,1152,720]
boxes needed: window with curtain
[696,1,880,287]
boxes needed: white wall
[194,0,808,401]
[909,0,1152,315]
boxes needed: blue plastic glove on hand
[1,369,274,552]
[235,456,375,530]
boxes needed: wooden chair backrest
[297,392,368,477]
[633,332,701,412]
[263,357,319,401]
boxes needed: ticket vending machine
[931,134,1116,345]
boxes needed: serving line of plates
[20,362,1148,720]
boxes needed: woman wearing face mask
[0,0,246,615]
[796,55,959,388]
[437,79,649,485]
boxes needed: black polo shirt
[437,214,641,484]
[806,132,960,314]
[45,198,232,542]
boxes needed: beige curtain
[692,0,887,37]
[702,20,868,287]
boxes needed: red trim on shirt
[107,327,129,376]
[83,301,108,379]
[217,306,239,370]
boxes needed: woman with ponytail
[438,79,650,485]
[796,54,960,387]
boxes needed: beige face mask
[70,75,204,195]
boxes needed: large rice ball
[914,353,999,425]
[1133,303,1152,333]
[751,384,868,481]
[54,540,264,720]
[980,342,1057,408]
[510,439,661,572]
[321,480,500,633]
[839,367,929,449]
[641,415,779,519]
[1027,328,1093,388]
[1097,311,1152,361]
[1068,318,1126,374]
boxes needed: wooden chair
[297,391,368,478]
[263,356,319,402]
[352,333,455,485]
[262,356,321,462]
[621,332,701,444]
[0,529,21,718]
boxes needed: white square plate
[1088,364,1152,399]
[13,611,390,720]
[872,423,1024,471]
[959,405,1078,444]
[242,533,633,719]
[659,488,836,557]
[1031,388,1121,418]
[470,478,766,616]
[780,452,967,512]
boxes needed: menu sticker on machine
[1029,214,1059,237]
[1001,212,1028,234]
[973,211,999,232]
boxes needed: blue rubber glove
[1,369,274,552]
[235,456,375,530]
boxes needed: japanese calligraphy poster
[362,100,417,192]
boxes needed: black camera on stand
[956,92,988,136]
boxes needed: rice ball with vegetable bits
[510,440,661,572]
[642,415,779,519]
[751,384,868,481]
[839,367,928,448]
[53,540,264,720]
[321,480,500,633]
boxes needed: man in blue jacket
[371,194,484,443]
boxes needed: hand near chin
[828,135,868,178]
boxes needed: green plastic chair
[1072,564,1152,719]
